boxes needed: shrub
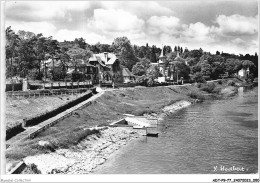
[227,80,235,86]
[57,128,100,148]
[188,90,205,100]
[200,82,216,93]
[218,79,223,85]
[28,69,43,80]
[71,71,84,81]
[193,72,206,83]
[136,75,147,86]
[194,82,202,88]
[29,163,41,174]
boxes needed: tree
[200,60,212,76]
[146,65,161,86]
[216,51,220,55]
[180,47,183,53]
[189,49,203,60]
[132,62,145,76]
[179,46,182,52]
[225,58,241,76]
[16,37,36,77]
[174,61,191,80]
[112,37,138,71]
[32,34,49,76]
[139,58,151,70]
[242,60,255,69]
[150,46,157,63]
[5,26,20,78]
[163,45,172,55]
[74,38,87,49]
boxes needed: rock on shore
[23,127,144,174]
[162,100,191,114]
[220,86,238,97]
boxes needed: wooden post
[146,127,147,136]
[77,81,79,89]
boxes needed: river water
[94,86,258,174]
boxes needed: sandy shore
[23,126,145,174]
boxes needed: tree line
[5,26,258,84]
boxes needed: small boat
[146,132,159,137]
[133,125,145,129]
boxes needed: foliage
[5,27,258,83]
[192,72,206,83]
[200,82,216,93]
[136,75,148,86]
[28,69,43,80]
[71,70,84,81]
[225,58,242,76]
[112,37,138,71]
[132,62,146,76]
[227,80,235,86]
[188,90,205,100]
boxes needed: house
[237,67,250,78]
[122,67,135,83]
[66,59,98,82]
[41,57,65,76]
[89,52,122,83]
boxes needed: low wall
[6,89,96,140]
[23,91,93,127]
[5,83,23,92]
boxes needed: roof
[89,52,118,66]
[174,57,186,62]
[122,67,135,77]
[42,59,63,68]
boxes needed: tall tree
[111,37,138,70]
[150,45,157,63]
[5,26,20,78]
[74,37,87,49]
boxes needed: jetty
[110,114,159,137]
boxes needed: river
[94,86,258,174]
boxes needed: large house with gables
[89,52,123,83]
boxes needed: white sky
[4,0,259,55]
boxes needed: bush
[28,69,43,80]
[193,72,206,83]
[72,71,84,81]
[188,90,205,100]
[227,80,235,86]
[136,75,147,86]
[218,79,223,85]
[29,164,41,174]
[194,82,202,88]
[200,82,216,93]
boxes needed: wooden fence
[6,88,93,100]
[42,80,93,89]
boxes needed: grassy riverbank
[5,78,244,173]
[6,93,85,129]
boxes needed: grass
[6,80,243,163]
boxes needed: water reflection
[94,87,258,174]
